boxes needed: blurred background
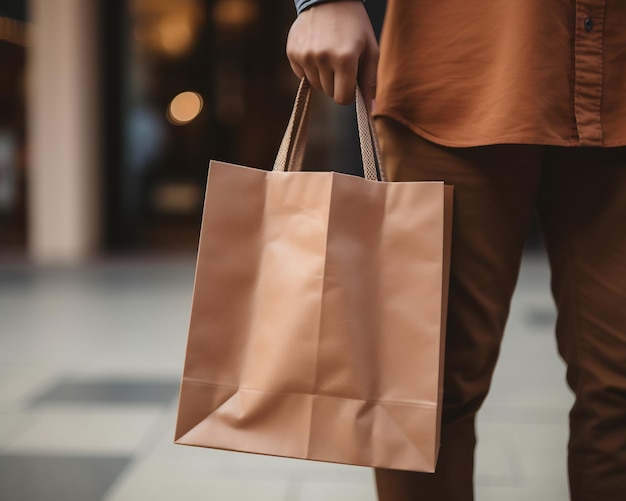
[1,0,387,264]
[0,1,570,500]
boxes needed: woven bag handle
[272,78,387,182]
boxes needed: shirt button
[584,17,593,32]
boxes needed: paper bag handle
[273,78,387,182]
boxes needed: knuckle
[286,44,305,64]
[286,47,298,61]
[311,48,333,65]
[335,51,357,69]
[301,49,318,63]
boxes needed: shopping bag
[175,79,453,472]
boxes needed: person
[286,1,626,500]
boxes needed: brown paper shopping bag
[175,79,453,472]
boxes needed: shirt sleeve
[294,1,364,15]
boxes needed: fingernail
[370,99,376,113]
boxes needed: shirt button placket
[573,1,606,145]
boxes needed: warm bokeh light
[213,0,260,30]
[151,182,203,214]
[167,91,203,125]
[158,16,193,55]
[132,0,204,56]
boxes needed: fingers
[303,64,324,97]
[289,48,364,107]
[333,56,358,106]
[289,51,327,97]
[290,44,377,111]
[292,56,354,107]
[287,29,337,101]
[286,1,378,107]
[317,61,335,101]
[358,45,379,113]
[305,63,356,107]
[288,59,305,81]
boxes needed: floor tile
[525,306,557,327]
[29,378,180,407]
[297,478,377,501]
[0,253,580,500]
[476,483,569,501]
[0,454,131,501]
[475,425,521,487]
[210,449,374,482]
[479,404,568,425]
[0,369,55,412]
[0,412,30,448]
[105,455,290,501]
[3,406,163,455]
[507,422,569,481]
[477,420,569,492]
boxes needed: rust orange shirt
[374,0,626,147]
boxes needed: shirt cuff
[295,0,364,15]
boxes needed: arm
[287,0,379,109]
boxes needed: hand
[286,0,379,110]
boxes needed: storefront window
[0,7,27,254]
[102,0,299,252]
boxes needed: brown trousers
[374,118,626,501]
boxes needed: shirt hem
[373,111,626,149]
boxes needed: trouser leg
[537,147,626,501]
[374,118,542,500]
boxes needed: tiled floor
[0,253,573,500]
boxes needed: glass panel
[0,11,27,254]
[103,0,299,252]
